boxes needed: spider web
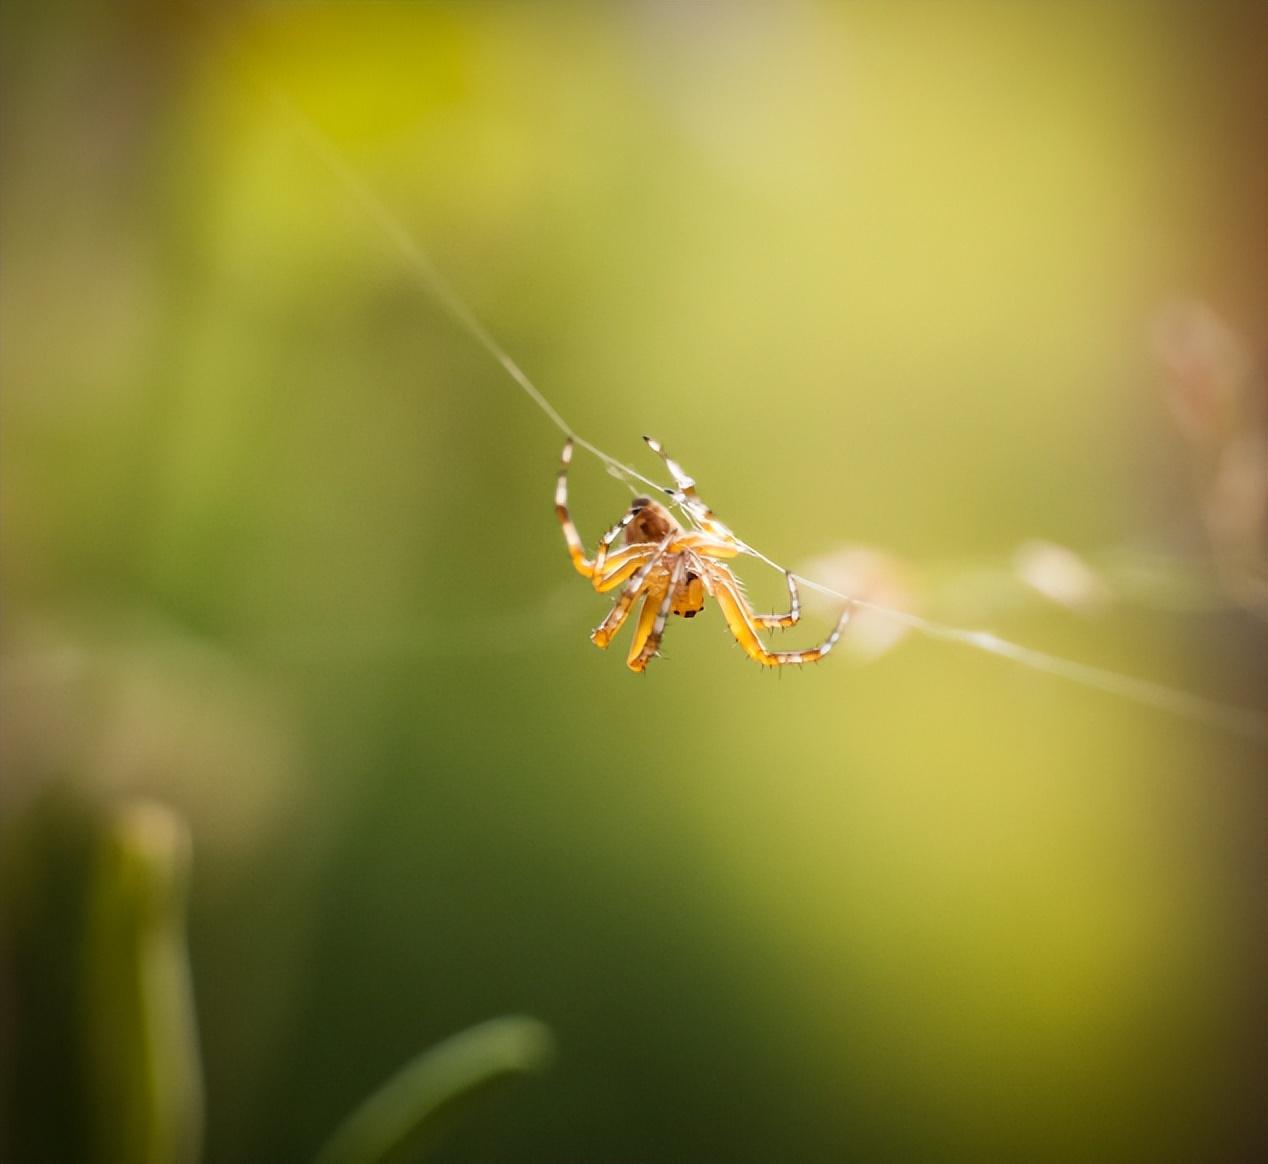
[262,81,1267,744]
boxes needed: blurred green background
[2,2,1265,1162]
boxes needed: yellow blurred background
[3,3,1265,1162]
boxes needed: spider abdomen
[671,569,705,618]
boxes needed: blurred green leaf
[82,803,204,1164]
[314,1016,554,1164]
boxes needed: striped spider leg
[628,555,687,672]
[642,434,736,543]
[555,436,851,671]
[702,560,851,667]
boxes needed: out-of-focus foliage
[82,803,202,1164]
[2,3,1265,1163]
[0,795,547,1164]
[315,1016,554,1164]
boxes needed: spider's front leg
[644,436,739,544]
[643,435,701,507]
[555,438,594,578]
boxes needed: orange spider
[555,435,852,672]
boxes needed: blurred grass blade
[315,1016,554,1164]
[83,802,204,1164]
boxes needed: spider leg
[643,436,703,508]
[678,532,741,560]
[754,571,801,629]
[591,570,655,650]
[592,505,647,581]
[707,564,850,667]
[594,547,653,593]
[591,535,674,649]
[624,581,666,670]
[689,528,801,621]
[555,438,594,578]
[629,557,686,672]
[644,437,738,542]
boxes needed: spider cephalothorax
[555,436,851,672]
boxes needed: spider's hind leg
[754,571,802,630]
[710,567,851,667]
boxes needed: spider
[555,435,852,672]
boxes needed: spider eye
[631,496,652,509]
